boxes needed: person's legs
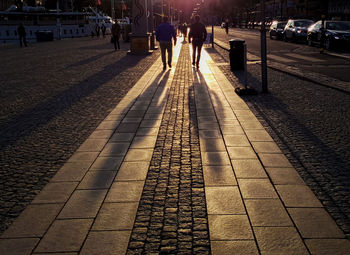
[19,36,23,47]
[196,42,203,67]
[116,37,120,49]
[192,42,197,65]
[113,36,117,50]
[167,42,172,67]
[160,42,167,70]
[23,36,27,47]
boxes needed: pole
[244,43,247,88]
[122,0,124,21]
[260,0,268,93]
[320,14,325,53]
[211,17,214,48]
[162,0,164,16]
[169,1,171,23]
[56,0,61,40]
[112,0,115,20]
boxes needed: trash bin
[36,31,54,42]
[229,38,245,70]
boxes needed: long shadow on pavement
[0,54,146,153]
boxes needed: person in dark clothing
[101,24,106,38]
[95,24,100,38]
[225,21,229,34]
[156,16,177,70]
[189,15,207,68]
[17,23,27,47]
[111,22,121,50]
[181,23,187,42]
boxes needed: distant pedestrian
[156,16,177,70]
[95,24,100,38]
[17,23,27,47]
[178,23,183,36]
[225,20,229,34]
[111,22,121,50]
[181,23,188,42]
[101,24,106,38]
[189,15,207,68]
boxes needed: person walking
[181,23,187,42]
[156,16,177,70]
[225,19,229,35]
[111,22,121,50]
[17,23,27,47]
[101,23,106,38]
[95,24,100,38]
[189,15,207,68]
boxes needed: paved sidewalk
[1,39,350,254]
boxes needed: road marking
[268,54,296,63]
[285,53,324,62]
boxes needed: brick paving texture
[127,44,210,255]
[0,38,160,234]
[207,45,350,239]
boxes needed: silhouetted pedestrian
[17,23,27,47]
[189,15,207,68]
[225,20,229,34]
[95,24,100,38]
[111,22,121,50]
[101,24,106,38]
[181,23,187,42]
[156,16,177,70]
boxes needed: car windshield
[277,22,286,28]
[294,21,313,27]
[326,22,350,31]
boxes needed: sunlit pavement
[0,37,350,254]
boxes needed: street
[212,26,350,83]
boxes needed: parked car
[283,19,314,42]
[307,20,350,50]
[269,20,287,39]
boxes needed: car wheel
[283,34,288,42]
[325,38,331,50]
[292,33,297,42]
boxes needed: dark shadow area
[90,70,170,188]
[77,40,128,51]
[66,51,113,68]
[192,69,227,166]
[0,47,160,234]
[0,54,145,152]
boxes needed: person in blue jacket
[156,16,177,70]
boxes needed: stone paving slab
[1,38,350,254]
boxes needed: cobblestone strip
[0,53,168,254]
[127,44,210,255]
[203,49,350,254]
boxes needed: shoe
[192,62,195,66]
[168,63,172,68]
